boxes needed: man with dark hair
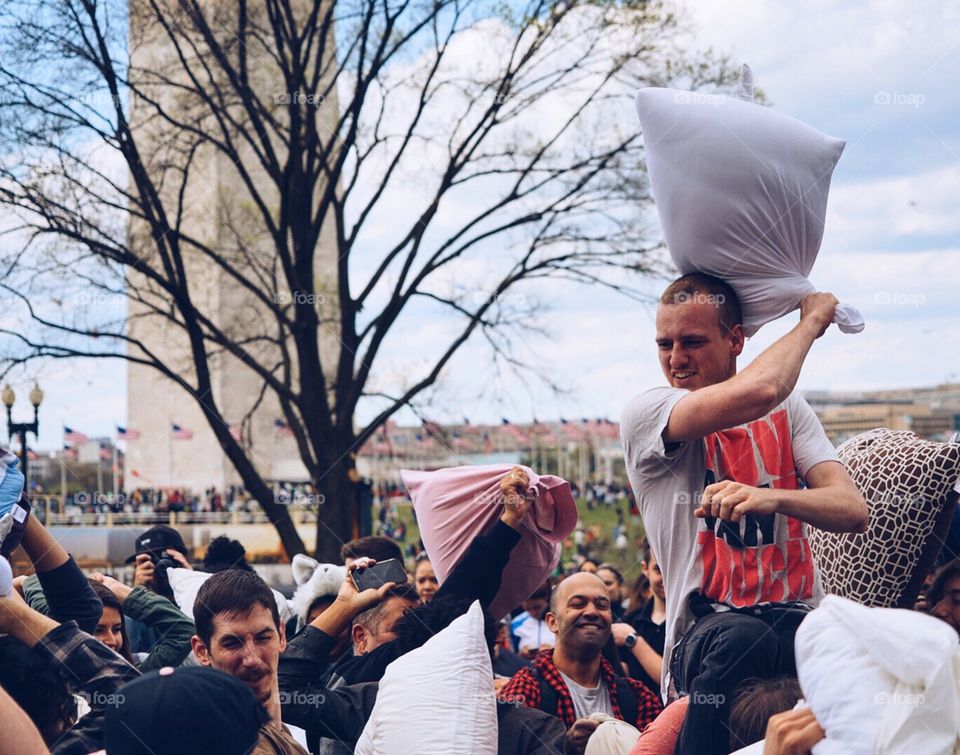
[350,583,419,655]
[191,569,308,754]
[620,273,868,754]
[498,572,662,755]
[340,536,403,566]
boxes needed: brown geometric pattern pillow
[809,428,960,608]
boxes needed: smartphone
[351,558,408,592]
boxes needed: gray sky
[17,1,960,451]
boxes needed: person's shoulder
[621,386,688,423]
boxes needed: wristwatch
[624,633,638,649]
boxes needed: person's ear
[545,611,559,634]
[352,623,368,654]
[728,323,745,357]
[191,635,212,666]
[277,618,287,653]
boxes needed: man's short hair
[340,536,403,564]
[660,272,742,334]
[352,584,420,633]
[194,569,280,647]
[728,676,802,751]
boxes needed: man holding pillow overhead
[620,273,867,755]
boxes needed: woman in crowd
[414,554,439,602]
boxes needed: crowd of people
[1,273,958,754]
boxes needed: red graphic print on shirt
[697,409,815,607]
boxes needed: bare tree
[0,0,736,560]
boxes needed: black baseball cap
[104,666,267,754]
[125,524,189,564]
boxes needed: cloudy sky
[15,0,960,451]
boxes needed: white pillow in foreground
[635,64,863,338]
[795,595,960,754]
[355,600,498,755]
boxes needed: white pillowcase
[635,65,863,338]
[795,595,960,754]
[167,567,293,626]
[355,600,498,755]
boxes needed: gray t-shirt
[557,670,613,720]
[620,387,838,701]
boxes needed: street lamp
[3,382,43,493]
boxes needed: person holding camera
[124,524,193,654]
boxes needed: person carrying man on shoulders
[620,273,868,755]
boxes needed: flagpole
[113,442,120,496]
[96,444,104,499]
[60,448,67,510]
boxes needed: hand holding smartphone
[350,558,407,592]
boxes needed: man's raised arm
[664,293,838,443]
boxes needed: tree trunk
[314,455,359,562]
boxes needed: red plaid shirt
[498,649,662,730]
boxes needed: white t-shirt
[620,387,838,700]
[558,670,613,720]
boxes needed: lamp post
[3,382,43,492]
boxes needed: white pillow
[167,568,293,626]
[795,595,960,754]
[355,601,497,754]
[635,65,863,337]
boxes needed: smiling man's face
[546,573,613,660]
[655,299,743,392]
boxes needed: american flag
[63,444,79,461]
[274,419,294,437]
[116,425,141,440]
[170,423,194,440]
[99,444,113,462]
[64,426,88,444]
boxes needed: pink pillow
[401,465,577,618]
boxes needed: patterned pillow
[809,428,960,608]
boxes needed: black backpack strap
[615,677,639,727]
[529,664,561,719]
